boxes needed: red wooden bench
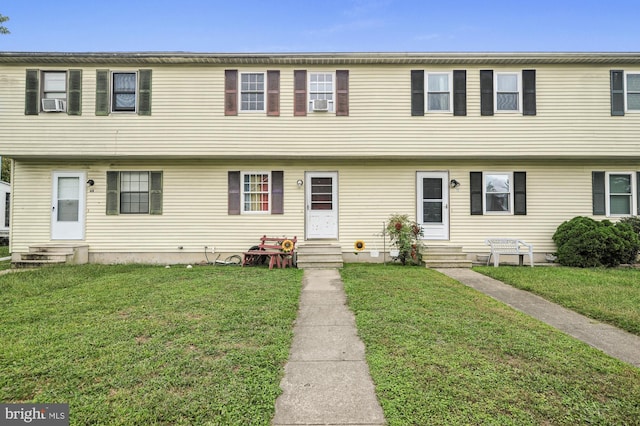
[242,236,297,269]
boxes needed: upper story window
[484,172,513,214]
[42,71,67,102]
[242,172,270,213]
[309,72,334,112]
[495,72,521,112]
[240,72,265,112]
[112,72,137,112]
[95,69,151,116]
[426,72,452,112]
[625,72,640,111]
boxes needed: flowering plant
[386,214,424,265]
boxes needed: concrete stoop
[296,242,344,269]
[422,245,473,268]
[12,244,89,268]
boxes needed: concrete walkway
[272,268,385,425]
[438,268,640,368]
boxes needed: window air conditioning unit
[41,98,66,112]
[311,99,329,112]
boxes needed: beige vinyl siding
[11,159,639,259]
[2,63,640,159]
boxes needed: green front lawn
[341,264,640,426]
[0,264,302,425]
[475,266,640,335]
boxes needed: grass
[341,264,640,426]
[0,245,9,257]
[0,264,303,425]
[474,266,640,335]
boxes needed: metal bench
[485,238,534,267]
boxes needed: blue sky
[1,0,639,53]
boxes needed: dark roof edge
[1,51,640,65]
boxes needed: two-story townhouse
[1,52,639,266]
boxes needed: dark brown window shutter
[271,171,284,214]
[592,171,606,215]
[336,70,349,116]
[522,70,536,116]
[138,69,152,116]
[149,171,163,215]
[106,171,119,215]
[228,171,241,215]
[514,172,527,215]
[453,70,466,116]
[294,70,307,116]
[225,70,238,116]
[67,69,82,116]
[470,172,483,215]
[95,69,110,116]
[480,70,494,116]
[611,70,625,116]
[25,69,39,115]
[266,70,280,116]
[411,70,424,116]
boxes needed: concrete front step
[297,243,344,269]
[422,245,472,269]
[13,244,89,268]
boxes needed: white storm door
[305,172,338,239]
[51,172,86,240]
[417,172,449,240]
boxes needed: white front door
[51,171,86,240]
[417,172,449,240]
[305,172,338,239]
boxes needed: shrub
[386,214,424,265]
[552,216,640,267]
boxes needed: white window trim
[624,71,640,113]
[308,71,336,113]
[605,171,636,217]
[483,171,514,215]
[239,71,266,113]
[494,72,522,113]
[241,171,271,214]
[119,171,150,214]
[425,71,453,113]
[42,70,68,100]
[111,70,138,114]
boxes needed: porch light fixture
[450,179,460,189]
[87,179,95,186]
[296,179,304,187]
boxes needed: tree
[1,157,10,183]
[0,14,9,35]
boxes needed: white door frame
[51,171,86,240]
[305,171,338,239]
[417,171,449,240]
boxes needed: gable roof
[1,51,640,66]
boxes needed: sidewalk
[272,268,385,425]
[438,268,640,368]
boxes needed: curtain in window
[114,73,136,110]
[428,74,450,111]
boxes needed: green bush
[386,214,424,265]
[552,216,640,267]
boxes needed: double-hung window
[242,172,270,213]
[484,172,513,214]
[606,172,635,216]
[240,72,265,112]
[426,72,452,112]
[106,171,163,215]
[626,72,640,111]
[495,72,521,112]
[42,71,67,102]
[309,72,334,112]
[112,72,137,112]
